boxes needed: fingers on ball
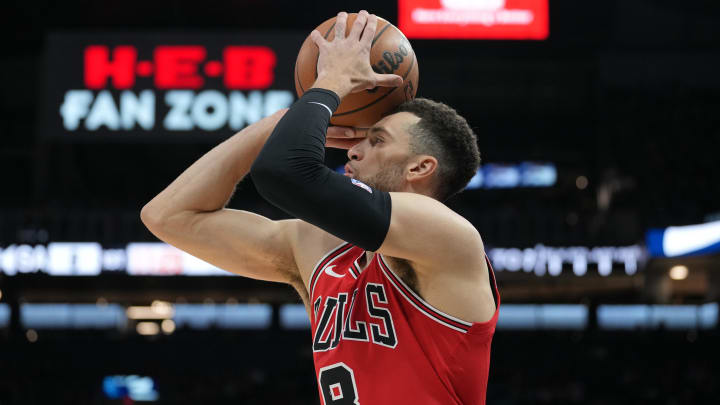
[350,11,369,40]
[335,12,348,39]
[310,30,325,46]
[361,15,378,45]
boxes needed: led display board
[103,376,158,401]
[398,0,549,40]
[0,242,645,277]
[335,162,558,189]
[646,220,720,257]
[10,303,716,332]
[488,244,646,276]
[43,33,304,141]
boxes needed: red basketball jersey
[309,242,500,405]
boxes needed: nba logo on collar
[351,178,372,193]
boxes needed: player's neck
[402,181,437,200]
[359,251,376,271]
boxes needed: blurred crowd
[1,329,718,404]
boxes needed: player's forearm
[250,90,391,251]
[141,109,287,224]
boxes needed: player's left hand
[325,126,366,149]
[310,10,403,98]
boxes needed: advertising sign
[398,0,549,40]
[44,33,303,140]
[1,242,645,277]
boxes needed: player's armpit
[378,192,485,270]
[141,208,302,285]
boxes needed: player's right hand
[310,11,403,99]
[326,126,366,149]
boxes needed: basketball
[294,13,420,129]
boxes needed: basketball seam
[371,23,392,46]
[323,23,336,39]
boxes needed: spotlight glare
[576,176,589,190]
[127,304,174,320]
[161,319,176,334]
[151,300,172,314]
[136,322,160,336]
[669,265,689,280]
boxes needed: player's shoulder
[389,191,481,239]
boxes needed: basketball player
[141,11,499,405]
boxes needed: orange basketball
[294,13,420,129]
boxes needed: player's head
[345,98,480,201]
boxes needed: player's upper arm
[141,208,301,285]
[378,192,484,270]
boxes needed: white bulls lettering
[313,283,397,352]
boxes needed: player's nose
[347,142,364,161]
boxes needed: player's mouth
[344,163,354,177]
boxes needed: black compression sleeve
[250,88,392,251]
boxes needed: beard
[356,159,408,192]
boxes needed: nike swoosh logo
[324,265,345,278]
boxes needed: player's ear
[406,155,438,181]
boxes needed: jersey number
[318,363,360,405]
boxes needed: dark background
[1,0,720,404]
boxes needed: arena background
[2,0,720,403]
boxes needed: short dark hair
[392,98,480,201]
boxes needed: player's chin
[356,177,379,190]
